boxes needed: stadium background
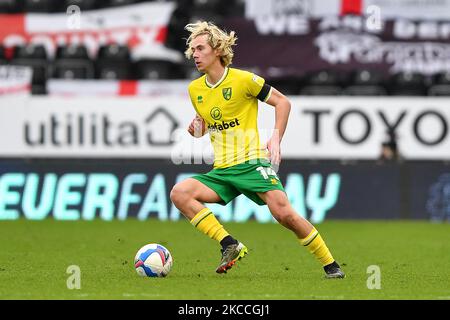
[0,0,450,301]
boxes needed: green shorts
[192,159,285,206]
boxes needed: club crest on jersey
[197,96,203,103]
[222,87,232,100]
[210,107,222,120]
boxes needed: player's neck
[205,64,226,86]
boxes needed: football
[134,243,173,277]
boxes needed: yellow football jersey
[188,67,272,169]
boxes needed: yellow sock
[299,227,335,266]
[190,208,229,242]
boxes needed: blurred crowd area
[0,0,450,96]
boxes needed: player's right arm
[187,83,206,138]
[187,114,207,138]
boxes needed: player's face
[190,34,219,73]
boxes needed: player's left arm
[264,87,291,167]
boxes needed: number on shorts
[256,166,279,180]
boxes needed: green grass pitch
[1,219,449,300]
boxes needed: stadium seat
[32,84,47,95]
[352,69,384,86]
[165,5,191,52]
[428,85,450,96]
[223,0,245,17]
[105,0,137,7]
[63,0,97,11]
[53,61,95,79]
[53,45,94,79]
[342,69,387,95]
[0,0,22,13]
[135,59,185,80]
[56,45,90,60]
[192,0,240,17]
[190,0,223,22]
[13,44,48,60]
[343,85,387,96]
[10,59,48,84]
[427,72,450,96]
[24,0,57,12]
[174,0,193,12]
[268,78,302,96]
[304,70,341,86]
[389,72,427,96]
[10,44,49,85]
[191,0,244,17]
[300,85,342,96]
[95,44,131,79]
[0,45,5,60]
[97,44,130,61]
[433,71,450,85]
[96,65,131,80]
[300,70,342,95]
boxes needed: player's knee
[266,193,289,212]
[170,183,191,207]
[272,210,292,224]
[266,194,293,224]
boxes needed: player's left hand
[266,133,281,172]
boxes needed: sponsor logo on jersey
[207,118,240,132]
[210,107,222,120]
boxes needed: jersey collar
[205,67,229,89]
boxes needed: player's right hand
[188,115,207,138]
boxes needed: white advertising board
[0,96,449,160]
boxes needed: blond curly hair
[184,21,237,67]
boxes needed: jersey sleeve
[188,84,195,107]
[246,72,272,102]
[188,84,201,116]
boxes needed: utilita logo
[23,109,179,147]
